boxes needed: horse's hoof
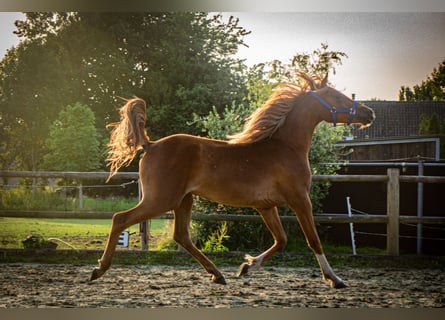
[90,268,105,282]
[327,278,347,289]
[333,281,347,289]
[237,262,249,277]
[212,275,227,285]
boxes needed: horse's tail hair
[106,98,150,181]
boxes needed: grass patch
[0,217,167,250]
[0,217,386,255]
[1,189,388,255]
[1,217,443,269]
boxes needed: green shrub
[200,221,230,252]
[0,188,65,210]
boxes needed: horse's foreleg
[173,194,226,285]
[90,202,159,281]
[290,194,346,289]
[237,207,287,277]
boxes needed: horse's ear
[321,73,329,88]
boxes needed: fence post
[416,159,424,255]
[386,168,400,256]
[138,179,149,250]
[78,180,83,209]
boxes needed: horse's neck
[274,107,321,154]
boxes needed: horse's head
[302,73,375,128]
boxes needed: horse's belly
[191,180,285,208]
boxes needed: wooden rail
[0,171,138,180]
[2,170,443,184]
[1,210,444,225]
[1,169,445,255]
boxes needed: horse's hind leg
[289,193,346,289]
[90,201,163,281]
[172,194,226,284]
[238,207,287,277]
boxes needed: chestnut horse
[90,73,375,289]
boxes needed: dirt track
[0,264,444,307]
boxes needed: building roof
[351,101,445,139]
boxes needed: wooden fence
[1,169,444,255]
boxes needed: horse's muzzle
[358,104,375,128]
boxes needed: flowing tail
[106,98,150,181]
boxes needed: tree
[418,112,445,159]
[1,13,250,171]
[419,112,442,135]
[0,40,69,171]
[399,59,445,101]
[43,103,100,172]
[267,42,348,85]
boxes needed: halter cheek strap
[308,91,358,127]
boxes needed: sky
[0,12,444,101]
[224,12,445,100]
[0,12,23,58]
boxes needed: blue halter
[308,91,358,127]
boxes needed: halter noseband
[308,91,358,127]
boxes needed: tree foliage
[43,103,100,171]
[0,40,67,171]
[268,43,348,84]
[0,13,249,171]
[399,59,445,101]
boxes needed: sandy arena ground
[0,264,444,308]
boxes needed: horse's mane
[229,73,325,144]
